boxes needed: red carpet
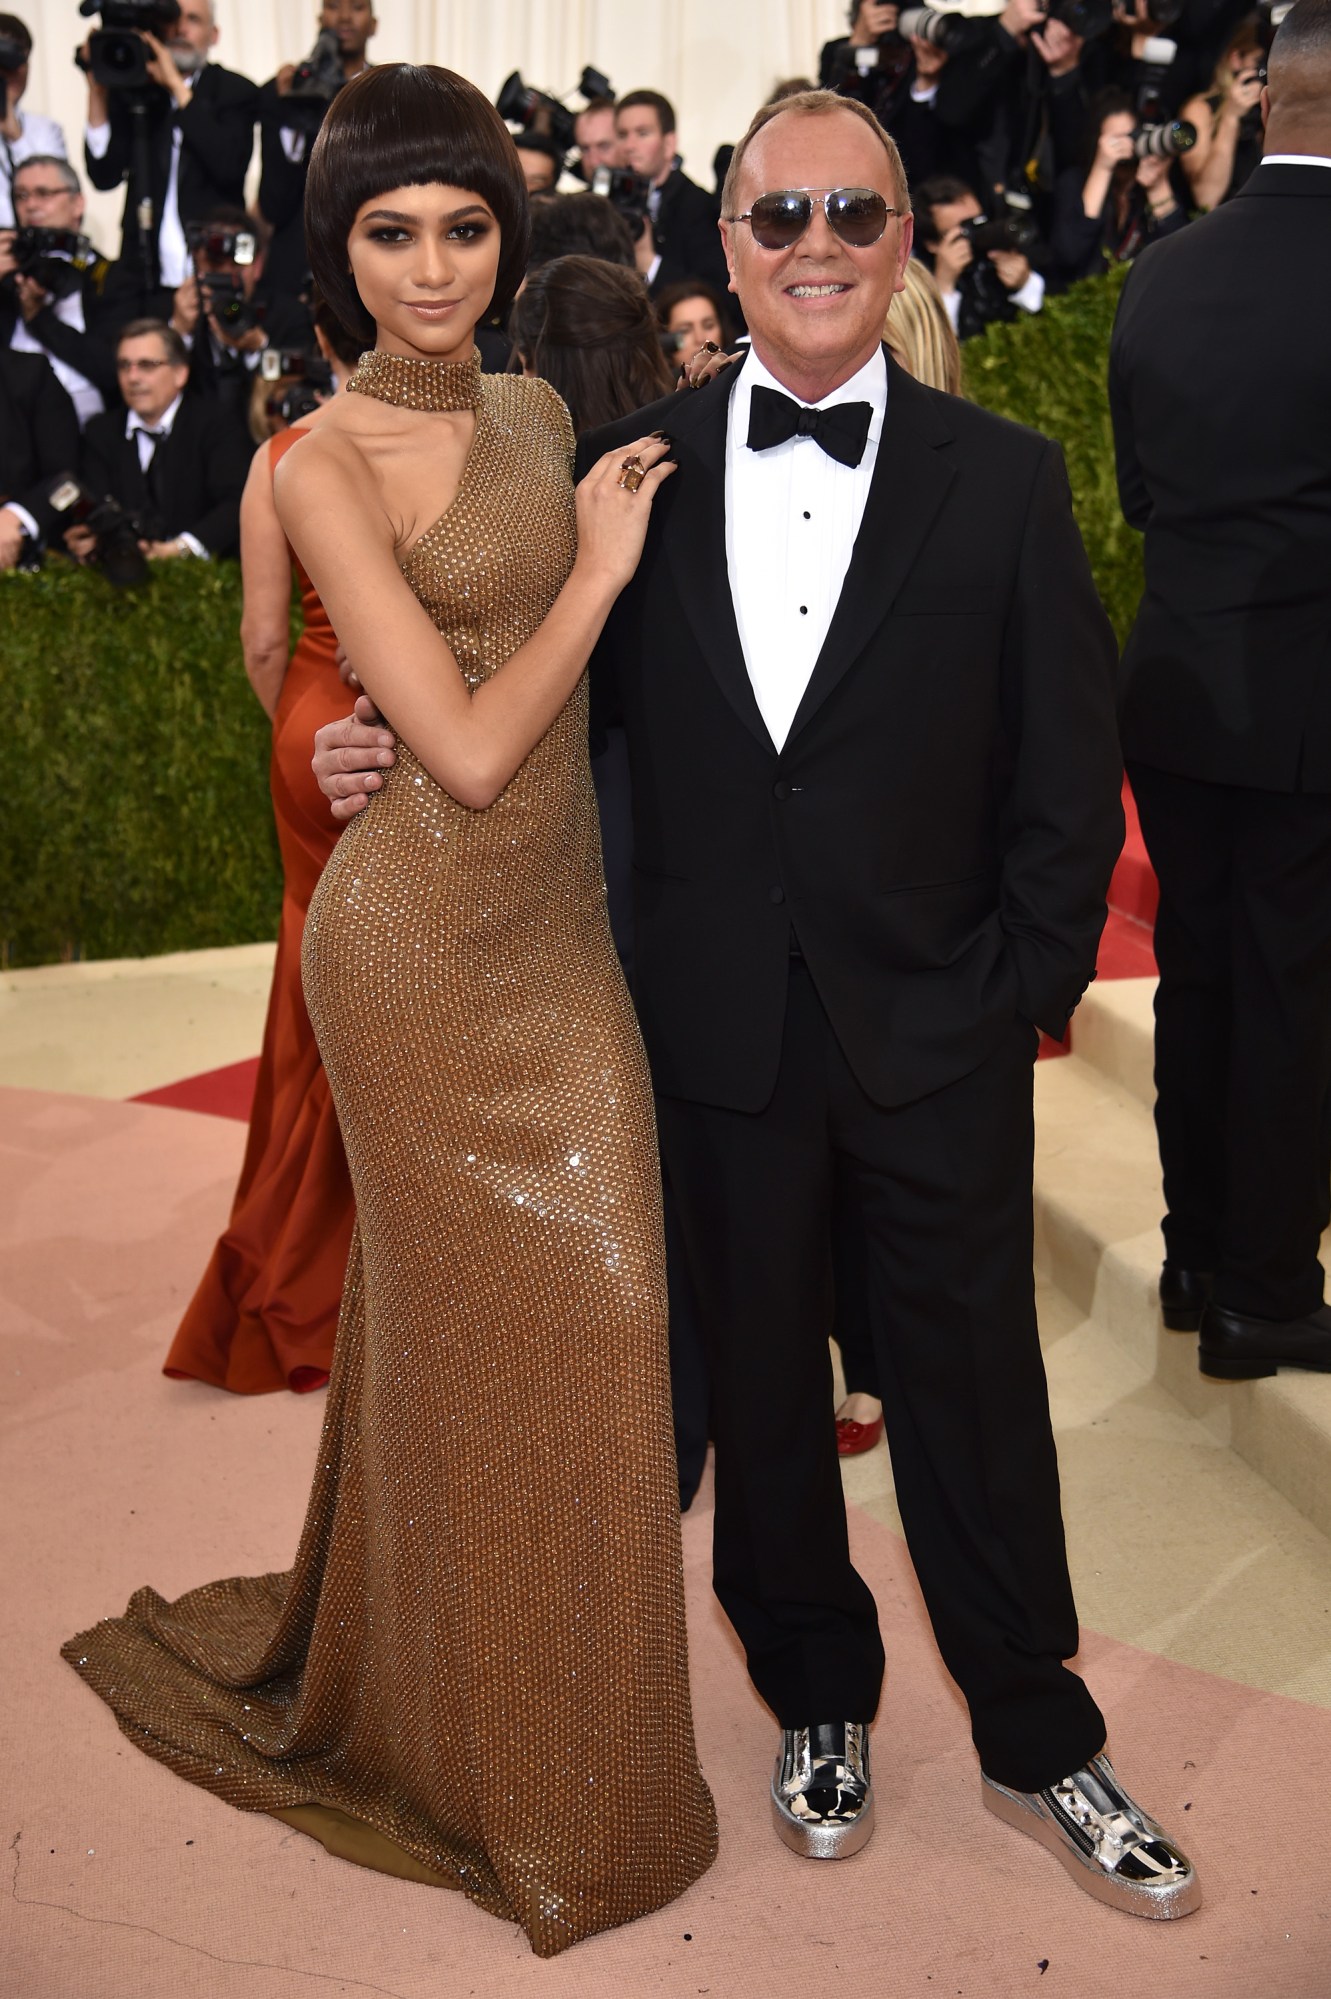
[133,1055,259,1123]
[3,1082,1330,1998]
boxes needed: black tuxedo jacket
[579,355,1122,1113]
[84,63,258,275]
[651,168,729,299]
[0,260,122,410]
[80,391,250,556]
[1110,162,1331,792]
[0,348,81,539]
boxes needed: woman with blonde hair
[883,253,961,393]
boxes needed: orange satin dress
[163,426,353,1395]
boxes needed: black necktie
[747,385,873,469]
[136,427,166,500]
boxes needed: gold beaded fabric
[62,352,718,1957]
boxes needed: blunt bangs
[305,64,531,347]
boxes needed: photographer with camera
[1,12,69,227]
[0,154,118,423]
[614,89,729,298]
[81,0,257,309]
[168,203,306,435]
[573,96,619,180]
[819,2,903,89]
[1179,14,1268,205]
[514,132,563,195]
[0,345,79,570]
[1051,87,1188,277]
[915,175,1046,337]
[73,316,247,560]
[257,3,376,311]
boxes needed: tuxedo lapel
[661,365,773,753]
[785,357,956,748]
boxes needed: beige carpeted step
[1067,974,1156,1110]
[1034,1049,1331,1540]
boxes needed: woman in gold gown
[62,63,716,1958]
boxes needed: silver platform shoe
[982,1752,1201,1919]
[771,1722,874,1859]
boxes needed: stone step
[1033,1050,1331,1541]
[1067,974,1156,1111]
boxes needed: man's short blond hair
[720,90,910,223]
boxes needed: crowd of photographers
[0,0,1280,581]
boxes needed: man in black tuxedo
[0,347,79,568]
[615,89,730,299]
[75,318,248,560]
[0,155,120,424]
[314,89,1198,1918]
[1109,0,1331,1380]
[81,0,256,309]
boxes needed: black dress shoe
[1198,1300,1331,1380]
[1159,1263,1214,1332]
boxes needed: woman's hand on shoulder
[573,434,676,595]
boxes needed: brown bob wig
[304,64,532,348]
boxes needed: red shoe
[835,1414,884,1457]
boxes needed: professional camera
[497,65,613,158]
[589,164,651,241]
[958,209,1038,256]
[278,26,346,132]
[75,0,181,93]
[897,6,983,51]
[41,473,150,587]
[185,220,256,267]
[198,271,264,336]
[1133,118,1196,158]
[260,347,335,424]
[8,227,99,298]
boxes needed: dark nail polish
[702,340,720,353]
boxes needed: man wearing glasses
[71,317,247,560]
[313,88,1197,1920]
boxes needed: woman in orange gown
[163,311,360,1395]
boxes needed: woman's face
[667,293,722,363]
[347,181,502,361]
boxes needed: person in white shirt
[914,175,1045,340]
[0,11,69,228]
[0,154,116,426]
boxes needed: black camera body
[9,227,99,298]
[590,164,652,241]
[76,0,182,93]
[185,220,256,267]
[959,211,1038,257]
[261,347,335,424]
[280,26,345,133]
[198,271,264,336]
[43,473,151,588]
[497,71,577,156]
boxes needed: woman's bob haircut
[305,64,532,349]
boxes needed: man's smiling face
[722,107,912,401]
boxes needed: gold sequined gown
[62,351,717,1958]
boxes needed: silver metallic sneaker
[982,1751,1201,1919]
[771,1721,874,1859]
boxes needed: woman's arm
[274,431,673,811]
[239,444,293,721]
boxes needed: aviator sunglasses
[726,186,897,252]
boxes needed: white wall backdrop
[19,1,853,254]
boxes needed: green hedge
[3,275,1140,968]
[965,261,1142,646]
[1,561,282,967]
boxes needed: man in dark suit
[0,347,80,567]
[81,0,256,309]
[615,88,730,299]
[313,89,1198,1917]
[75,318,248,560]
[0,155,120,423]
[1109,0,1331,1381]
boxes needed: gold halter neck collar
[347,348,484,412]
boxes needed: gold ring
[618,455,646,493]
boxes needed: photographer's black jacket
[650,167,729,299]
[0,258,122,409]
[579,356,1122,1113]
[84,62,258,277]
[79,388,250,557]
[1111,162,1331,792]
[0,349,81,540]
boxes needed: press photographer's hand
[139,32,191,109]
[933,223,975,291]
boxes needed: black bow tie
[746,385,873,468]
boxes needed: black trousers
[656,963,1106,1792]
[1130,763,1331,1320]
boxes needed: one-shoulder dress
[63,352,717,1957]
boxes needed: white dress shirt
[126,393,206,556]
[1261,154,1331,169]
[9,275,105,427]
[725,345,887,751]
[86,76,196,289]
